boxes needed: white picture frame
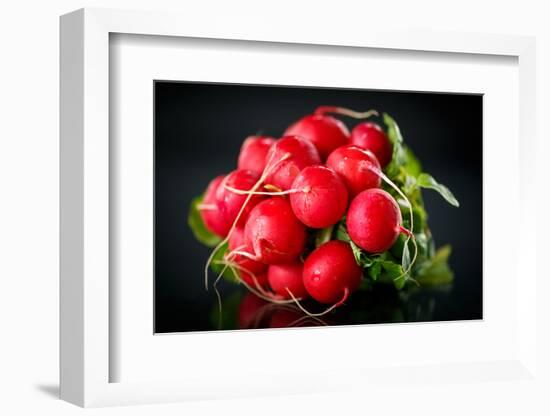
[60,7,538,407]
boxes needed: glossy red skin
[237,136,277,174]
[267,262,308,299]
[303,240,362,304]
[289,165,348,229]
[200,175,230,237]
[216,169,265,228]
[244,197,307,265]
[240,272,268,289]
[228,227,268,287]
[326,145,382,197]
[347,188,401,253]
[264,135,321,191]
[350,122,392,167]
[284,114,350,160]
[238,293,268,329]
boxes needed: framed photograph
[153,81,481,334]
[60,8,538,407]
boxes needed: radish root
[204,151,291,290]
[227,249,258,262]
[213,259,297,305]
[223,185,302,196]
[213,247,268,296]
[197,203,217,211]
[285,287,350,317]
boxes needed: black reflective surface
[154,81,483,333]
[209,283,455,331]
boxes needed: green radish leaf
[397,200,426,235]
[433,244,452,264]
[349,239,369,266]
[380,261,402,278]
[393,276,407,290]
[379,261,407,290]
[403,174,417,195]
[416,173,460,207]
[188,195,223,247]
[336,222,379,270]
[210,243,239,283]
[416,245,454,286]
[382,114,425,182]
[335,221,350,242]
[413,204,428,233]
[384,113,404,147]
[404,147,423,176]
[368,261,382,281]
[414,231,431,258]
[315,225,334,247]
[418,265,453,286]
[383,113,407,178]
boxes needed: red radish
[237,135,277,174]
[264,135,320,191]
[199,175,230,237]
[204,146,311,290]
[238,293,268,329]
[289,165,348,228]
[284,114,349,159]
[244,197,307,264]
[216,169,265,228]
[228,227,268,288]
[267,262,308,299]
[351,122,392,167]
[347,188,402,253]
[326,144,381,197]
[302,240,362,304]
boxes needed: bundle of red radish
[189,106,459,317]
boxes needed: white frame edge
[60,9,85,406]
[60,7,537,407]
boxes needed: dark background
[154,81,483,333]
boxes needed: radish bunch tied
[189,106,459,317]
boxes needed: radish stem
[314,106,379,120]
